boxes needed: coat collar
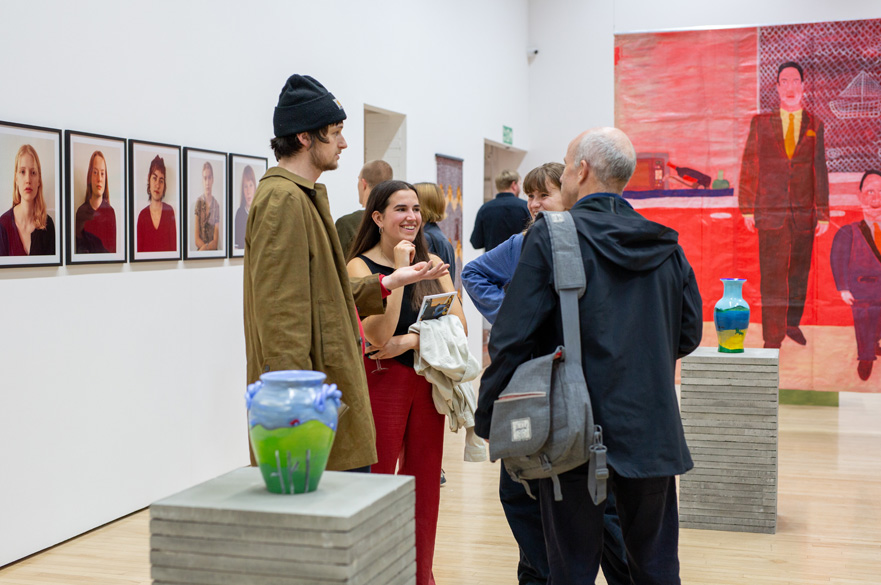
[262,166,322,196]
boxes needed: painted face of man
[777,67,804,112]
[859,174,881,219]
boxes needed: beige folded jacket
[409,315,487,462]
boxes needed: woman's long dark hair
[347,180,443,310]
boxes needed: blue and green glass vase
[245,370,341,494]
[714,278,750,353]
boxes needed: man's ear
[577,159,590,184]
[297,132,312,150]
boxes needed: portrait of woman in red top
[136,155,177,253]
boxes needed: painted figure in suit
[739,61,829,348]
[830,171,881,381]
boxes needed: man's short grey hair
[573,130,636,189]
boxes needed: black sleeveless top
[358,254,420,368]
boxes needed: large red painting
[615,19,881,392]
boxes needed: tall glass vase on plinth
[714,278,750,353]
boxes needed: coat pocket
[318,300,348,364]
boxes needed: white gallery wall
[0,0,530,565]
[2,0,879,568]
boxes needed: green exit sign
[503,126,513,145]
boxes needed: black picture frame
[183,147,228,260]
[65,131,127,265]
[227,153,268,258]
[0,120,63,268]
[129,139,182,262]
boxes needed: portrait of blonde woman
[0,144,55,257]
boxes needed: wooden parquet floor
[2,395,880,585]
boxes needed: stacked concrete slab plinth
[679,347,779,534]
[150,468,415,585]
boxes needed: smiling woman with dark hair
[136,155,176,252]
[346,179,466,585]
[0,144,55,256]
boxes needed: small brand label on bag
[511,418,532,442]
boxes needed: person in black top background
[469,169,530,252]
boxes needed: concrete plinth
[150,468,416,584]
[679,347,779,534]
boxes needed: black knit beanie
[273,74,347,137]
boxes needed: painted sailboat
[829,70,881,119]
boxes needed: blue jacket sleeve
[475,226,554,438]
[461,234,522,324]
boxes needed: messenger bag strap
[543,211,609,505]
[541,211,586,368]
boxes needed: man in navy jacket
[477,127,702,584]
[470,169,530,251]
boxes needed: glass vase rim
[259,370,327,385]
[719,277,746,282]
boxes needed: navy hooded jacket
[476,194,702,478]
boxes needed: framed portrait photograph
[0,120,62,268]
[183,148,227,260]
[129,140,181,262]
[65,131,127,264]
[228,153,268,258]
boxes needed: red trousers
[364,355,444,585]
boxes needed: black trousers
[500,466,631,585]
[539,465,680,585]
[757,219,814,345]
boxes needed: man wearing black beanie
[243,75,379,472]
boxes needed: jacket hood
[572,194,680,272]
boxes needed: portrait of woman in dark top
[136,155,177,252]
[74,150,117,254]
[0,144,55,256]
[234,164,256,250]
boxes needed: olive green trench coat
[244,167,383,471]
